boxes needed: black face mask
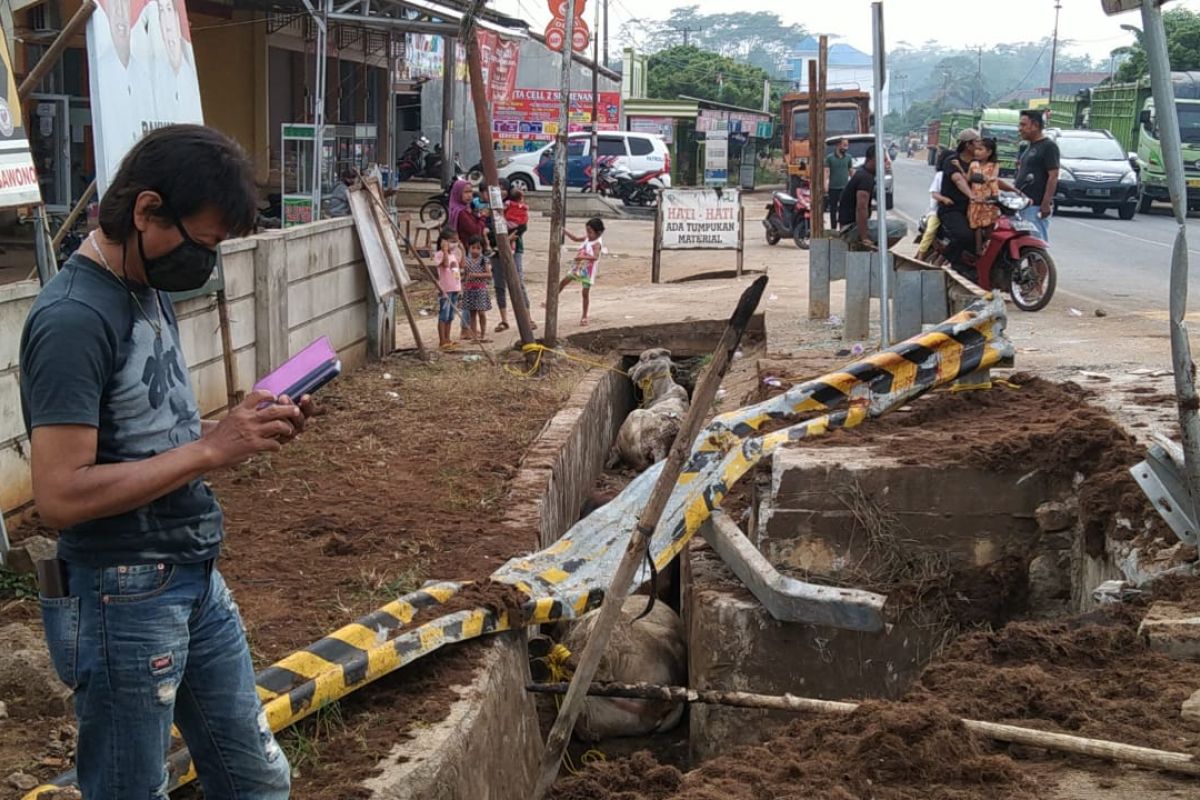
[138,217,217,293]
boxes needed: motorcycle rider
[937,129,981,273]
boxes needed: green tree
[647,45,776,110]
[1116,8,1200,81]
[632,6,804,77]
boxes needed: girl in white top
[555,217,606,327]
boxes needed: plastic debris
[851,343,865,356]
[383,372,393,380]
[1068,308,1083,317]
[828,314,843,326]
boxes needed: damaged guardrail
[25,294,1013,799]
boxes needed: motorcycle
[424,144,464,181]
[929,192,1057,312]
[397,135,431,181]
[418,173,483,224]
[762,184,812,249]
[595,161,666,206]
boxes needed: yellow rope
[503,343,630,379]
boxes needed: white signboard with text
[704,130,729,185]
[0,31,40,208]
[652,187,744,282]
[87,0,205,195]
[660,188,741,250]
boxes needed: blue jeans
[1019,205,1050,242]
[494,251,529,311]
[41,560,290,800]
[438,291,460,323]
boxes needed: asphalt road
[888,157,1200,319]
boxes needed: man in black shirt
[838,146,907,249]
[937,133,980,271]
[1015,109,1059,241]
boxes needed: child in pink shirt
[433,228,463,349]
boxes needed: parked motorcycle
[929,192,1056,312]
[595,161,666,206]
[423,144,464,181]
[397,135,432,181]
[762,185,812,249]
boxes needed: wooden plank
[828,236,847,282]
[921,269,949,324]
[893,269,924,342]
[844,252,871,342]
[364,178,412,287]
[652,203,663,283]
[347,186,399,302]
[808,238,831,319]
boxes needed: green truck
[1049,94,1088,129]
[937,109,979,155]
[1081,72,1200,211]
[978,108,1021,177]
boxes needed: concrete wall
[420,39,622,166]
[0,219,378,518]
[503,366,636,548]
[0,281,40,515]
[363,634,540,800]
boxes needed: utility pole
[590,0,601,194]
[462,0,536,353]
[1048,0,1062,99]
[975,46,983,109]
[809,36,827,240]
[441,36,456,189]
[545,0,577,348]
[668,26,700,46]
[603,0,609,67]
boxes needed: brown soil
[782,373,1171,557]
[553,596,1200,799]
[0,353,583,797]
[552,702,1029,800]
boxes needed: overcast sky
[495,0,1200,62]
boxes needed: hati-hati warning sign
[660,188,741,250]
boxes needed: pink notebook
[254,336,341,399]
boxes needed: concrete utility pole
[544,0,577,348]
[603,0,609,66]
[1048,0,1062,99]
[590,0,600,194]
[871,1,891,346]
[441,36,456,189]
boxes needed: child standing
[433,228,462,350]
[461,235,493,340]
[495,187,532,332]
[555,217,605,327]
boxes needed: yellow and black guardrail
[25,295,1011,799]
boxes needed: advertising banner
[478,31,521,104]
[629,116,674,144]
[492,89,621,151]
[87,0,205,195]
[0,30,41,208]
[704,130,729,185]
[659,188,741,250]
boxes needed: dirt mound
[794,375,1170,555]
[908,608,1200,754]
[409,579,530,629]
[552,703,1027,800]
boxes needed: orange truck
[781,89,873,194]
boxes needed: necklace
[89,231,163,339]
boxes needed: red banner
[478,31,521,104]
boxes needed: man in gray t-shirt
[20,125,314,799]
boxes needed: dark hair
[1021,109,1045,130]
[864,145,876,161]
[466,235,484,248]
[586,217,605,235]
[436,226,458,248]
[99,124,258,241]
[509,188,524,202]
[979,137,998,163]
[956,137,976,155]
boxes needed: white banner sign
[87,0,205,195]
[660,188,741,250]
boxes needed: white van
[495,131,672,192]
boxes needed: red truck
[925,120,942,166]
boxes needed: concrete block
[686,542,940,762]
[1036,500,1076,533]
[1028,552,1070,612]
[844,254,871,342]
[829,237,848,282]
[1182,688,1200,725]
[1140,602,1200,661]
[363,633,540,800]
[921,269,949,324]
[892,269,924,342]
[6,535,56,576]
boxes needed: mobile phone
[254,336,341,404]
